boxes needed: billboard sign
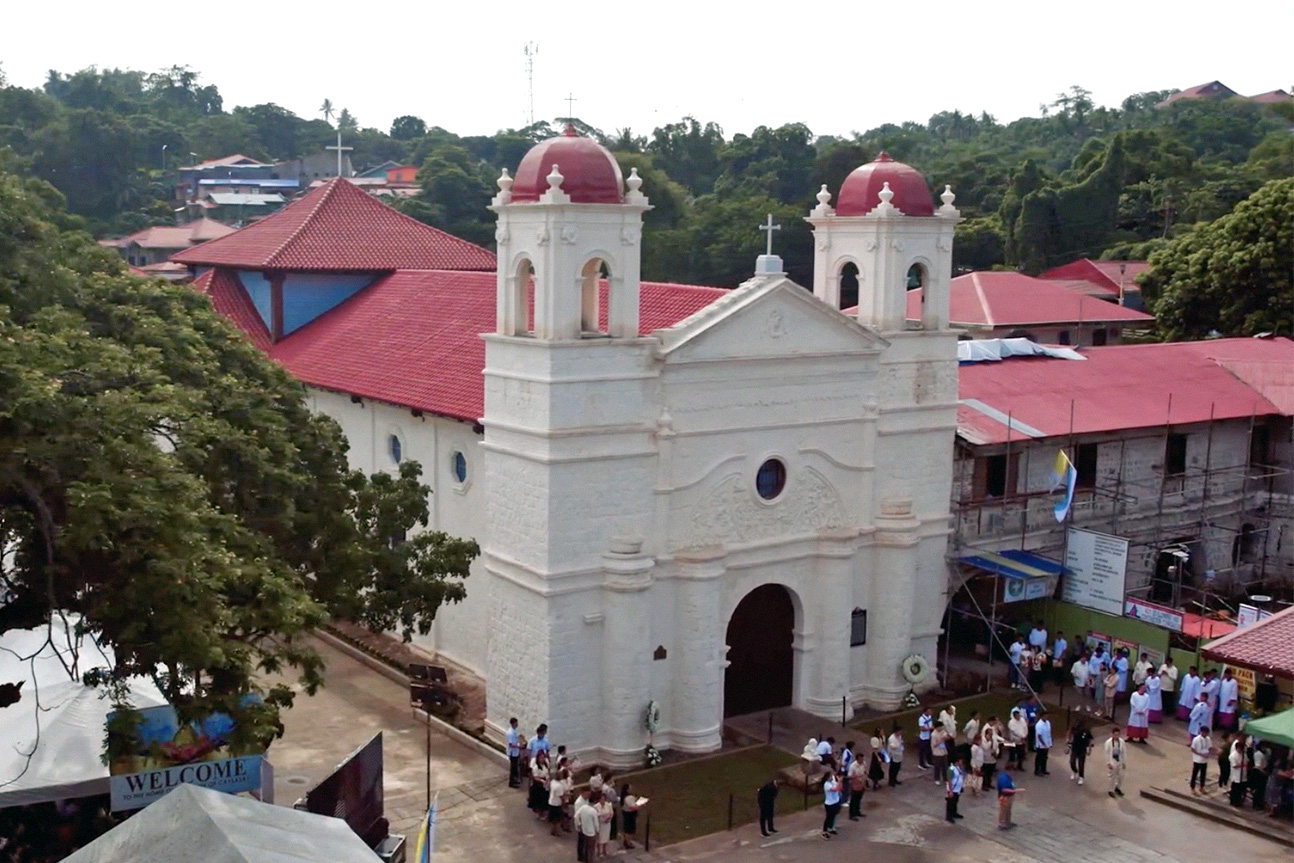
[1124,598,1184,633]
[1063,528,1129,616]
[107,703,263,811]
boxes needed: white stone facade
[296,160,962,767]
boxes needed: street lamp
[161,144,168,170]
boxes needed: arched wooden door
[724,584,794,717]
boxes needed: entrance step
[1139,786,1293,847]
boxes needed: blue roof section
[958,549,1068,579]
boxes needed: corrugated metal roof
[206,193,286,206]
[909,271,1153,328]
[957,338,1294,444]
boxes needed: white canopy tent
[63,782,382,863]
[0,615,167,807]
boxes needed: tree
[0,172,477,743]
[337,108,358,132]
[399,145,495,247]
[390,114,426,141]
[1143,177,1293,340]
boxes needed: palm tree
[320,99,335,126]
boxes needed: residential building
[275,151,354,184]
[101,218,236,267]
[907,271,1154,345]
[1038,258,1149,310]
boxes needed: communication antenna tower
[524,42,538,127]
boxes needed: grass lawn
[617,746,808,847]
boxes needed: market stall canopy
[1201,603,1294,676]
[0,615,167,807]
[1242,706,1294,749]
[62,783,382,863]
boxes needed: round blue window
[755,458,786,500]
[452,451,468,483]
[389,435,402,464]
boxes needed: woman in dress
[619,783,642,850]
[867,729,887,790]
[595,788,614,857]
[528,750,549,818]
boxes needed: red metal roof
[1038,259,1149,298]
[836,153,934,217]
[202,268,724,420]
[957,337,1294,445]
[184,154,270,169]
[1201,604,1294,677]
[911,271,1154,327]
[171,179,497,272]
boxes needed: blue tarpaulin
[958,549,1067,580]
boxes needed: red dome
[511,125,624,204]
[835,152,934,217]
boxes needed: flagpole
[1060,399,1076,579]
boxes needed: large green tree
[0,172,477,745]
[1143,177,1293,339]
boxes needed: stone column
[865,498,921,709]
[670,547,726,753]
[805,529,857,720]
[600,536,654,768]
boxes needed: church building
[176,128,962,766]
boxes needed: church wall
[303,386,491,674]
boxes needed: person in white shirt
[938,704,958,739]
[816,735,835,766]
[1008,636,1026,689]
[1089,647,1110,712]
[576,791,601,860]
[1051,633,1069,687]
[506,717,525,788]
[969,737,985,797]
[1187,693,1212,743]
[1227,735,1248,805]
[1133,653,1153,687]
[1176,666,1201,721]
[549,770,571,837]
[1159,657,1178,712]
[1189,727,1213,795]
[1199,670,1221,713]
[962,711,981,767]
[1127,683,1151,743]
[917,710,934,770]
[1006,709,1029,771]
[1104,726,1126,798]
[1071,651,1092,712]
[1145,668,1164,723]
[1028,621,1048,652]
[886,724,905,787]
[1033,716,1053,776]
[1216,670,1240,731]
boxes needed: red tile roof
[172,179,497,273]
[910,271,1154,328]
[203,268,724,420]
[1249,89,1293,104]
[1202,604,1294,677]
[1038,259,1149,298]
[957,337,1294,445]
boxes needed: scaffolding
[942,402,1294,683]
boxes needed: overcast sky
[4,0,1290,140]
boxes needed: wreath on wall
[902,654,931,685]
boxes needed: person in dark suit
[757,778,781,837]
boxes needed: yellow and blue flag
[1050,450,1077,523]
[412,794,437,863]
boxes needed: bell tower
[490,125,650,340]
[806,153,959,332]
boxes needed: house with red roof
[186,136,970,765]
[1038,258,1150,310]
[102,218,236,268]
[908,271,1154,345]
[953,336,1294,613]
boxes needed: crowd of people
[506,719,647,861]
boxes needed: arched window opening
[906,263,927,291]
[581,258,610,334]
[513,258,535,335]
[838,262,859,310]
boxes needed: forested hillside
[1,66,1289,302]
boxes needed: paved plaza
[266,644,1288,863]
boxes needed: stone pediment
[653,274,888,361]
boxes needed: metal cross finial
[565,92,577,119]
[759,213,781,256]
